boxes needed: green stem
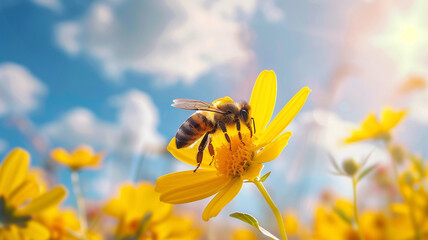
[352,178,364,240]
[71,170,88,240]
[391,156,399,183]
[253,180,288,240]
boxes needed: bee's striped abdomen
[176,113,213,149]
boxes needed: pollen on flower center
[213,132,256,177]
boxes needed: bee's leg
[246,123,253,138]
[195,132,210,173]
[251,117,256,137]
[235,119,245,145]
[208,137,215,165]
[218,121,231,151]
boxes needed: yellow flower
[389,203,425,240]
[104,182,172,229]
[156,70,310,221]
[398,75,426,95]
[282,210,314,239]
[35,208,80,240]
[145,214,200,240]
[104,182,199,240]
[283,212,299,235]
[313,198,420,240]
[86,231,104,240]
[0,148,66,239]
[359,212,389,240]
[232,228,257,240]
[313,199,390,240]
[313,199,357,240]
[345,107,407,143]
[25,169,83,240]
[51,145,104,171]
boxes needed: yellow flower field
[1,1,428,239]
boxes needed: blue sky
[1,0,428,224]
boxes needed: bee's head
[238,102,251,124]
[238,102,255,136]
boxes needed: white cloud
[54,0,283,83]
[111,89,165,153]
[297,109,388,165]
[42,108,118,149]
[260,0,284,23]
[0,63,47,117]
[42,89,165,154]
[31,0,62,12]
[55,22,81,55]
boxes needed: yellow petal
[118,184,134,201]
[73,145,95,163]
[335,199,354,219]
[136,182,172,222]
[8,179,40,207]
[20,221,50,239]
[202,178,243,221]
[103,199,123,218]
[390,203,408,215]
[361,114,381,132]
[242,163,263,181]
[150,200,172,224]
[115,185,139,221]
[126,184,152,222]
[344,114,381,143]
[380,108,407,131]
[259,87,310,148]
[167,138,216,170]
[105,184,140,221]
[62,210,81,231]
[0,227,20,240]
[254,131,292,163]
[156,169,218,192]
[86,231,104,240]
[0,148,29,197]
[284,214,299,235]
[19,186,66,215]
[88,153,104,167]
[157,170,230,204]
[51,148,72,165]
[232,228,258,240]
[249,70,277,136]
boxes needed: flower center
[0,197,31,228]
[213,132,256,177]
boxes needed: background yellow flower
[104,182,199,240]
[0,148,67,239]
[51,145,104,171]
[345,108,407,143]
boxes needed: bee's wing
[172,99,226,114]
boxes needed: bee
[172,98,256,172]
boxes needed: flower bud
[388,144,406,164]
[378,132,392,143]
[342,158,359,176]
